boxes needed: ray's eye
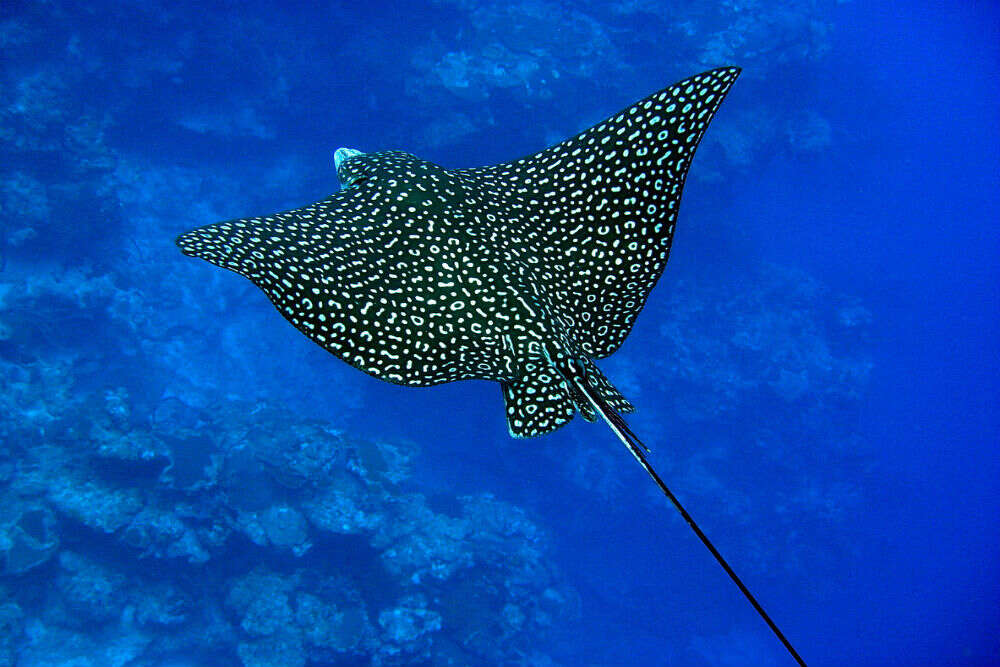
[340,173,372,190]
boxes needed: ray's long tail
[573,378,808,667]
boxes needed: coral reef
[400,0,838,159]
[0,336,573,665]
[0,505,59,575]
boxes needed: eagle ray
[176,67,807,665]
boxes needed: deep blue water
[1,1,997,666]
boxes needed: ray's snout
[334,147,365,187]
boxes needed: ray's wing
[176,151,520,387]
[176,188,380,368]
[462,66,740,358]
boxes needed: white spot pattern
[176,67,740,438]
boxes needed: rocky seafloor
[0,379,576,666]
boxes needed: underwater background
[1,1,997,666]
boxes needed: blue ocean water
[1,1,997,666]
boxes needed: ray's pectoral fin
[176,217,258,276]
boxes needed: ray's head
[334,147,368,188]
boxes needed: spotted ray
[178,67,738,436]
[177,67,807,665]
